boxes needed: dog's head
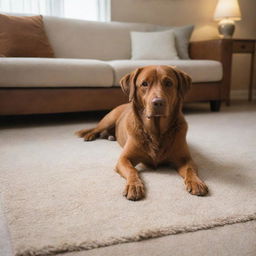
[120,65,191,119]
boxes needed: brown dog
[76,65,208,200]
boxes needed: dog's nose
[152,98,165,108]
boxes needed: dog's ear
[172,68,192,99]
[120,68,142,102]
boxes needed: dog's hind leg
[75,104,126,141]
[99,127,116,141]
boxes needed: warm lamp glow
[214,0,241,21]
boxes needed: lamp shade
[214,0,241,21]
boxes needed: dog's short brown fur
[76,65,208,200]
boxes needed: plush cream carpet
[0,103,256,256]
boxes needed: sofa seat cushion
[108,60,223,85]
[0,58,113,87]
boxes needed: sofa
[0,16,232,115]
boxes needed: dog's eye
[141,81,148,87]
[165,80,173,87]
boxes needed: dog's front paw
[123,180,145,201]
[185,177,208,196]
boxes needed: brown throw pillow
[0,14,54,57]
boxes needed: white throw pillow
[130,30,179,60]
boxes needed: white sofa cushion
[0,58,113,87]
[0,58,223,88]
[108,60,223,85]
[130,30,179,60]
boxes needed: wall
[111,0,256,93]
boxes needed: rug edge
[16,212,256,256]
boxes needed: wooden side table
[232,39,256,101]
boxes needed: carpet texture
[0,104,256,256]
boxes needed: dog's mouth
[146,114,166,119]
[144,106,167,119]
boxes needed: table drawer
[233,41,255,53]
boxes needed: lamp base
[218,19,235,38]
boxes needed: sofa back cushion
[43,16,163,60]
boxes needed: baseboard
[230,90,256,100]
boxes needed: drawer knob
[241,44,246,49]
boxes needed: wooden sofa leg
[210,100,221,112]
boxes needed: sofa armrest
[189,39,232,61]
[188,39,233,103]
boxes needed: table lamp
[214,0,242,38]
